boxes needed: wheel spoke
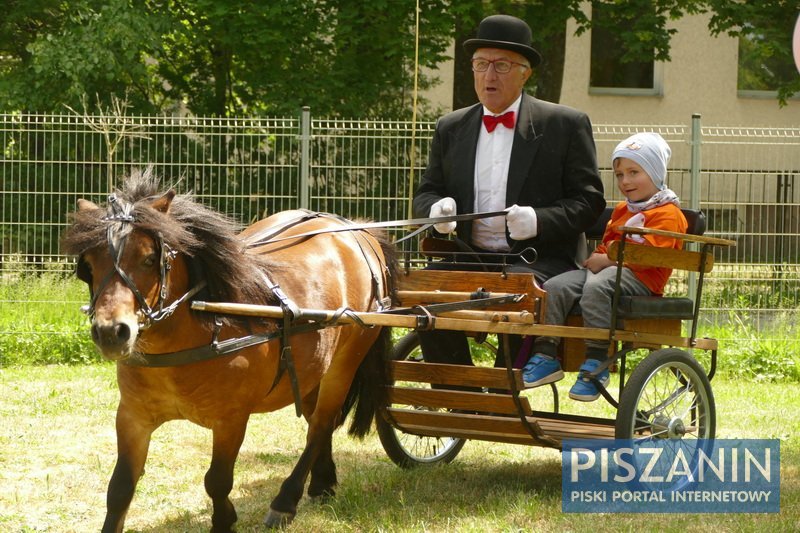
[616,349,715,442]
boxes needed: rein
[245,209,510,246]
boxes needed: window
[738,21,798,99]
[589,3,661,96]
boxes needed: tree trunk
[210,42,232,117]
[452,17,480,110]
[532,27,566,104]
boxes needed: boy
[521,132,688,401]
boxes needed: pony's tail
[341,327,390,438]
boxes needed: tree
[705,0,800,106]
[1,0,797,117]
[0,0,455,118]
[0,0,169,113]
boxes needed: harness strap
[147,280,208,322]
[123,321,327,368]
[260,272,304,417]
[252,211,394,414]
[241,209,321,247]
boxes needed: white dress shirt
[472,94,522,251]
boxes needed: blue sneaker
[522,354,563,388]
[569,359,610,402]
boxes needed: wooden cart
[374,208,735,467]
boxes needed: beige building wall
[561,10,798,127]
[420,41,455,116]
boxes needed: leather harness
[80,201,509,416]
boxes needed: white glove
[506,204,538,240]
[429,197,457,234]
[624,212,646,243]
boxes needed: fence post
[688,113,702,302]
[299,106,311,209]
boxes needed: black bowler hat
[463,14,542,67]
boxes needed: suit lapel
[506,94,543,206]
[451,105,483,213]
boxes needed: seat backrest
[682,209,705,236]
[586,206,705,241]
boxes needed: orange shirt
[594,202,688,295]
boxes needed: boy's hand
[625,212,646,243]
[583,252,614,273]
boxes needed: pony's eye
[143,254,157,268]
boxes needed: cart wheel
[616,348,715,441]
[376,331,466,468]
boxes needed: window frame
[587,4,662,97]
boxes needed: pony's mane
[62,168,276,315]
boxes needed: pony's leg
[307,434,337,499]
[301,386,338,500]
[265,378,349,527]
[205,418,249,533]
[102,410,154,533]
[265,419,332,528]
[265,330,384,528]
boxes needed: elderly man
[412,14,605,367]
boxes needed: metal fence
[1,110,799,338]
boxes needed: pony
[61,168,397,531]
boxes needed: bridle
[80,194,207,329]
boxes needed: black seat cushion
[616,296,694,319]
[567,296,694,320]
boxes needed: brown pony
[62,169,396,531]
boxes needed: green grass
[2,273,800,382]
[699,313,800,382]
[0,365,797,532]
[0,274,101,365]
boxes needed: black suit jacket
[413,93,605,278]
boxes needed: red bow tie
[482,111,515,132]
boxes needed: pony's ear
[150,189,176,214]
[77,199,99,211]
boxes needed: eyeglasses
[471,58,529,74]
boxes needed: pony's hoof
[264,508,295,529]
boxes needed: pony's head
[62,168,273,361]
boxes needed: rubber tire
[376,330,467,468]
[615,347,715,441]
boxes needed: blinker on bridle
[80,193,205,329]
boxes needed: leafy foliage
[705,0,800,105]
[0,0,169,113]
[0,273,100,366]
[1,1,796,116]
[0,0,455,118]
